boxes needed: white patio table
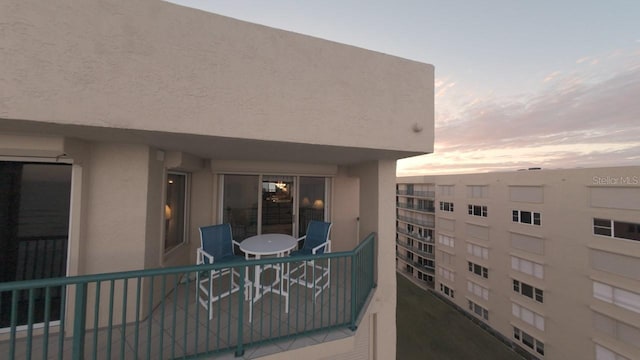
[239,233,298,319]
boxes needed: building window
[468,204,488,217]
[440,283,455,298]
[511,256,544,279]
[593,218,640,242]
[468,261,488,279]
[467,243,489,260]
[513,327,545,356]
[595,344,631,360]
[512,303,545,331]
[438,267,455,282]
[513,279,544,303]
[165,172,188,252]
[418,272,433,283]
[438,234,455,248]
[467,281,489,300]
[513,210,541,225]
[440,201,454,212]
[468,300,489,320]
[593,281,640,314]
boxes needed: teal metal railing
[0,233,376,359]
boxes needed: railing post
[72,283,87,360]
[349,252,358,331]
[235,265,245,357]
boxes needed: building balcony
[396,227,433,243]
[397,215,435,228]
[396,202,435,213]
[0,234,376,359]
[396,190,435,198]
[395,252,435,273]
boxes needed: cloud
[398,50,640,176]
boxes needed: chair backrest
[199,223,234,263]
[303,221,332,254]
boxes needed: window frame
[593,218,640,242]
[512,210,541,226]
[513,279,544,303]
[468,204,488,217]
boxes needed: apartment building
[395,177,436,289]
[399,167,640,360]
[0,1,434,359]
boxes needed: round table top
[239,233,298,256]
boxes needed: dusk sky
[168,0,640,175]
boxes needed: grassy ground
[396,274,523,360]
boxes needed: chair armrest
[297,235,307,244]
[311,240,329,254]
[232,240,242,247]
[197,247,215,265]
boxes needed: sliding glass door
[221,174,328,241]
[0,161,71,327]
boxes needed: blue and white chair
[286,221,332,303]
[196,223,249,319]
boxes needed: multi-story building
[0,1,434,359]
[395,177,436,289]
[403,167,640,360]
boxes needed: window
[512,303,545,331]
[513,210,541,225]
[468,261,488,279]
[165,172,188,252]
[440,201,454,212]
[418,272,433,283]
[440,283,455,298]
[419,243,433,254]
[593,281,640,314]
[595,344,630,360]
[467,243,489,260]
[467,281,489,300]
[513,326,545,356]
[468,300,489,320]
[468,204,488,217]
[593,218,640,241]
[467,185,488,198]
[513,279,544,303]
[511,256,544,279]
[593,312,640,349]
[438,267,455,282]
[438,185,454,197]
[438,234,455,248]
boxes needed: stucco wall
[0,0,434,154]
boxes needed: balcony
[396,227,433,243]
[396,190,435,198]
[396,202,435,214]
[397,215,435,228]
[395,252,434,273]
[0,234,376,359]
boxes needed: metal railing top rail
[0,233,376,292]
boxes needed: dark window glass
[520,211,532,224]
[614,221,640,241]
[513,280,520,292]
[533,212,541,225]
[522,283,534,298]
[165,173,187,251]
[535,289,544,303]
[512,210,519,222]
[522,332,534,349]
[537,342,545,355]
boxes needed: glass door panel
[261,176,294,235]
[0,161,71,327]
[298,176,326,237]
[222,175,259,241]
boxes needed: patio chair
[286,220,332,302]
[196,223,249,319]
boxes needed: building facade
[399,167,640,360]
[0,1,435,359]
[395,177,436,289]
